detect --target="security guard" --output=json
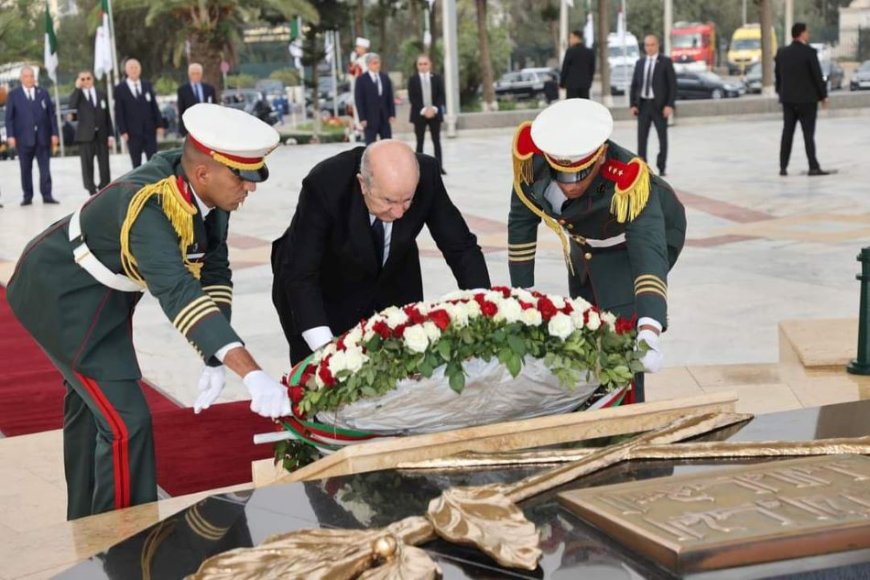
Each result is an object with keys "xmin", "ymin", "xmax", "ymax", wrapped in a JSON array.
[
  {"xmin": 508, "ymin": 99, "xmax": 686, "ymax": 401},
  {"xmin": 6, "ymin": 104, "xmax": 291, "ymax": 520}
]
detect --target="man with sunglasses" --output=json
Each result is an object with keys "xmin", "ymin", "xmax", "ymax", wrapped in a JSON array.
[
  {"xmin": 508, "ymin": 99, "xmax": 686, "ymax": 401},
  {"xmin": 70, "ymin": 70, "xmax": 114, "ymax": 195},
  {"xmin": 271, "ymin": 139, "xmax": 490, "ymax": 364},
  {"xmin": 7, "ymin": 104, "xmax": 291, "ymax": 519}
]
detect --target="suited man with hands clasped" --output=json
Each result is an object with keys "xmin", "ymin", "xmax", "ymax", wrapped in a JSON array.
[
  {"xmin": 114, "ymin": 58, "xmax": 164, "ymax": 168},
  {"xmin": 70, "ymin": 70, "xmax": 114, "ymax": 196},
  {"xmin": 177, "ymin": 63, "xmax": 216, "ymax": 136},
  {"xmin": 271, "ymin": 140, "xmax": 491, "ymax": 364},
  {"xmin": 407, "ymin": 54, "xmax": 446, "ymax": 174},
  {"xmin": 630, "ymin": 34, "xmax": 677, "ymax": 177},
  {"xmin": 354, "ymin": 53, "xmax": 395, "ymax": 145}
]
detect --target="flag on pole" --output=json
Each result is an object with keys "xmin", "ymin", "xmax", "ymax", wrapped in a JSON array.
[
  {"xmin": 616, "ymin": 5, "xmax": 626, "ymax": 47},
  {"xmin": 564, "ymin": 0, "xmax": 574, "ymax": 7},
  {"xmin": 584, "ymin": 12, "xmax": 594, "ymax": 47},
  {"xmin": 324, "ymin": 31, "xmax": 334, "ymax": 64},
  {"xmin": 94, "ymin": 0, "xmax": 113, "ymax": 80},
  {"xmin": 44, "ymin": 3, "xmax": 58, "ymax": 83}
]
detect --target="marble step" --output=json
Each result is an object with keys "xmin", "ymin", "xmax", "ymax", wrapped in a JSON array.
[{"xmin": 778, "ymin": 318, "xmax": 859, "ymax": 368}]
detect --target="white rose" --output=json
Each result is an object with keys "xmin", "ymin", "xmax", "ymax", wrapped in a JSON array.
[
  {"xmin": 571, "ymin": 296, "xmax": 593, "ymax": 312},
  {"xmin": 445, "ymin": 303, "xmax": 469, "ymax": 327},
  {"xmin": 416, "ymin": 302, "xmax": 433, "ymax": 315},
  {"xmin": 586, "ymin": 310, "xmax": 602, "ymax": 331},
  {"xmin": 521, "ymin": 307, "xmax": 543, "ymax": 327},
  {"xmin": 548, "ymin": 312, "xmax": 574, "ymax": 340},
  {"xmin": 484, "ymin": 290, "xmax": 503, "ymax": 304},
  {"xmin": 344, "ymin": 326, "xmax": 363, "ymax": 348},
  {"xmin": 512, "ymin": 288, "xmax": 535, "ymax": 304},
  {"xmin": 570, "ymin": 309, "xmax": 585, "ymax": 330},
  {"xmin": 384, "ymin": 307, "xmax": 408, "ymax": 328},
  {"xmin": 403, "ymin": 325, "xmax": 430, "ymax": 353},
  {"xmin": 328, "ymin": 350, "xmax": 348, "ymax": 374},
  {"xmin": 422, "ymin": 321, "xmax": 441, "ymax": 342},
  {"xmin": 441, "ymin": 289, "xmax": 472, "ymax": 301},
  {"xmin": 550, "ymin": 295, "xmax": 566, "ymax": 310},
  {"xmin": 343, "ymin": 347, "xmax": 368, "ymax": 372},
  {"xmin": 600, "ymin": 311, "xmax": 617, "ymax": 330},
  {"xmin": 464, "ymin": 300, "xmax": 482, "ymax": 318},
  {"xmin": 321, "ymin": 342, "xmax": 337, "ymax": 359},
  {"xmin": 495, "ymin": 298, "xmax": 522, "ymax": 324}
]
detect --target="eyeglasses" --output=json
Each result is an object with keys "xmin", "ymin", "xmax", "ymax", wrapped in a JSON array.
[{"xmin": 80, "ymin": 76, "xmax": 92, "ymax": 81}]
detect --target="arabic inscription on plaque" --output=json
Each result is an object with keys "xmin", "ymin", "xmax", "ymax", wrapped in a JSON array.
[{"xmin": 558, "ymin": 454, "xmax": 870, "ymax": 573}]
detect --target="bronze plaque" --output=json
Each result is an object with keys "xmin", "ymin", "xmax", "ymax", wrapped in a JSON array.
[{"xmin": 558, "ymin": 454, "xmax": 870, "ymax": 573}]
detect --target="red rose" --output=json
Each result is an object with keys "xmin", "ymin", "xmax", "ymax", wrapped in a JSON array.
[
  {"xmin": 288, "ymin": 385, "xmax": 305, "ymax": 404},
  {"xmin": 394, "ymin": 323, "xmax": 407, "ymax": 338},
  {"xmin": 428, "ymin": 309, "xmax": 450, "ymax": 330},
  {"xmin": 403, "ymin": 306, "xmax": 425, "ymax": 325},
  {"xmin": 299, "ymin": 364, "xmax": 315, "ymax": 387},
  {"xmin": 335, "ymin": 335, "xmax": 346, "ymax": 350},
  {"xmin": 372, "ymin": 320, "xmax": 391, "ymax": 339},
  {"xmin": 562, "ymin": 301, "xmax": 574, "ymax": 314},
  {"xmin": 615, "ymin": 314, "xmax": 638, "ymax": 335},
  {"xmin": 519, "ymin": 301, "xmax": 533, "ymax": 310},
  {"xmin": 480, "ymin": 300, "xmax": 498, "ymax": 317},
  {"xmin": 291, "ymin": 403, "xmax": 304, "ymax": 418},
  {"xmin": 317, "ymin": 358, "xmax": 336, "ymax": 387},
  {"xmin": 537, "ymin": 297, "xmax": 557, "ymax": 321},
  {"xmin": 492, "ymin": 286, "xmax": 511, "ymax": 298}
]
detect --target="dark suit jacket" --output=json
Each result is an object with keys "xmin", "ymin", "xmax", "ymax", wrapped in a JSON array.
[
  {"xmin": 630, "ymin": 54, "xmax": 677, "ymax": 111},
  {"xmin": 177, "ymin": 82, "xmax": 216, "ymax": 135},
  {"xmin": 4, "ymin": 86, "xmax": 58, "ymax": 148},
  {"xmin": 560, "ymin": 44, "xmax": 596, "ymax": 91},
  {"xmin": 407, "ymin": 73, "xmax": 445, "ymax": 124},
  {"xmin": 271, "ymin": 147, "xmax": 491, "ymax": 360},
  {"xmin": 69, "ymin": 88, "xmax": 113, "ymax": 142},
  {"xmin": 113, "ymin": 79, "xmax": 162, "ymax": 137},
  {"xmin": 774, "ymin": 41, "xmax": 826, "ymax": 104},
  {"xmin": 354, "ymin": 72, "xmax": 395, "ymax": 131}
]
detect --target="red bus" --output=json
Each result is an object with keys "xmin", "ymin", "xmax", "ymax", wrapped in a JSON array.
[{"xmin": 671, "ymin": 22, "xmax": 716, "ymax": 72}]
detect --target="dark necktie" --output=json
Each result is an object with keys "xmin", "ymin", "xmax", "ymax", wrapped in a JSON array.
[
  {"xmin": 371, "ymin": 218, "xmax": 385, "ymax": 268},
  {"xmin": 27, "ymin": 89, "xmax": 33, "ymax": 102},
  {"xmin": 196, "ymin": 84, "xmax": 203, "ymax": 103},
  {"xmin": 89, "ymin": 91, "xmax": 96, "ymax": 107},
  {"xmin": 643, "ymin": 58, "xmax": 654, "ymax": 98},
  {"xmin": 134, "ymin": 83, "xmax": 140, "ymax": 98},
  {"xmin": 375, "ymin": 74, "xmax": 382, "ymax": 96}
]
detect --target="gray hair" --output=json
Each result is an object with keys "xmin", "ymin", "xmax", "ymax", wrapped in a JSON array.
[
  {"xmin": 188, "ymin": 63, "xmax": 203, "ymax": 74},
  {"xmin": 365, "ymin": 52, "xmax": 381, "ymax": 67}
]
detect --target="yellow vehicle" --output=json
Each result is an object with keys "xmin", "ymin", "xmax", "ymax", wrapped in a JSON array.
[{"xmin": 727, "ymin": 24, "xmax": 777, "ymax": 75}]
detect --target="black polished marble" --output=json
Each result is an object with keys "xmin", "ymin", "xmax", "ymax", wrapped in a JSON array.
[{"xmin": 57, "ymin": 400, "xmax": 870, "ymax": 579}]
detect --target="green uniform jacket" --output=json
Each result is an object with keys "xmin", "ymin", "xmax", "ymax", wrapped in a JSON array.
[
  {"xmin": 7, "ymin": 150, "xmax": 240, "ymax": 380},
  {"xmin": 508, "ymin": 140, "xmax": 686, "ymax": 328}
]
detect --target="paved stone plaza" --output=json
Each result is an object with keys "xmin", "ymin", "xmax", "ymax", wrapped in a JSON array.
[{"xmin": 1, "ymin": 110, "xmax": 869, "ymax": 407}]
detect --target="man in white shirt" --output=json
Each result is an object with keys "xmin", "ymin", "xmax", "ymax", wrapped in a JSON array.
[
  {"xmin": 407, "ymin": 54, "xmax": 447, "ymax": 174},
  {"xmin": 353, "ymin": 53, "xmax": 395, "ymax": 145},
  {"xmin": 114, "ymin": 58, "xmax": 164, "ymax": 168},
  {"xmin": 629, "ymin": 35, "xmax": 677, "ymax": 177}
]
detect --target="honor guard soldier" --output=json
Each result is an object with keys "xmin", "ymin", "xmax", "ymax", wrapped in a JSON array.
[
  {"xmin": 508, "ymin": 99, "xmax": 686, "ymax": 401},
  {"xmin": 6, "ymin": 104, "xmax": 292, "ymax": 520}
]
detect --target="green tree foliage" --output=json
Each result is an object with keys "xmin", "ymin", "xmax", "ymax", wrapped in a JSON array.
[
  {"xmin": 0, "ymin": 1, "xmax": 44, "ymax": 70},
  {"xmin": 457, "ymin": 0, "xmax": 509, "ymax": 106},
  {"xmin": 270, "ymin": 67, "xmax": 301, "ymax": 87}
]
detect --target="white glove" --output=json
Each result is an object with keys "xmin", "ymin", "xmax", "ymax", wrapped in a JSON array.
[
  {"xmin": 243, "ymin": 370, "xmax": 292, "ymax": 419},
  {"xmin": 637, "ymin": 329, "xmax": 664, "ymax": 373},
  {"xmin": 194, "ymin": 365, "xmax": 226, "ymax": 414}
]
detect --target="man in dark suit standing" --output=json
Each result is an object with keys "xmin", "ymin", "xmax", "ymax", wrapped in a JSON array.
[
  {"xmin": 69, "ymin": 70, "xmax": 114, "ymax": 196},
  {"xmin": 630, "ymin": 34, "xmax": 677, "ymax": 176},
  {"xmin": 775, "ymin": 22, "xmax": 828, "ymax": 176},
  {"xmin": 271, "ymin": 140, "xmax": 491, "ymax": 364},
  {"xmin": 4, "ymin": 65, "xmax": 59, "ymax": 206},
  {"xmin": 177, "ymin": 63, "xmax": 216, "ymax": 136},
  {"xmin": 560, "ymin": 30, "xmax": 595, "ymax": 99},
  {"xmin": 114, "ymin": 58, "xmax": 163, "ymax": 168},
  {"xmin": 354, "ymin": 53, "xmax": 395, "ymax": 145},
  {"xmin": 407, "ymin": 54, "xmax": 446, "ymax": 174}
]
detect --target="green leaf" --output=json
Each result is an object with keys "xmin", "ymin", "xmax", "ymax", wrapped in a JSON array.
[
  {"xmin": 437, "ymin": 339, "xmax": 452, "ymax": 360},
  {"xmin": 448, "ymin": 370, "xmax": 465, "ymax": 393},
  {"xmin": 506, "ymin": 351, "xmax": 522, "ymax": 377},
  {"xmin": 507, "ymin": 334, "xmax": 526, "ymax": 356}
]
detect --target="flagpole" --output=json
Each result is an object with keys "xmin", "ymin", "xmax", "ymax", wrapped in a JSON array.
[
  {"xmin": 106, "ymin": 0, "xmax": 121, "ymax": 155},
  {"xmin": 53, "ymin": 82, "xmax": 65, "ymax": 157}
]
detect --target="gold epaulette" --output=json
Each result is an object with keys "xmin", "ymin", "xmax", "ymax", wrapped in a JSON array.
[
  {"xmin": 511, "ymin": 122, "xmax": 573, "ymax": 274},
  {"xmin": 119, "ymin": 176, "xmax": 200, "ymax": 287},
  {"xmin": 600, "ymin": 157, "xmax": 651, "ymax": 223}
]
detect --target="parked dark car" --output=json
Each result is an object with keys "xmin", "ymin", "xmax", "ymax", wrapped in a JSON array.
[
  {"xmin": 221, "ymin": 89, "xmax": 278, "ymax": 125},
  {"xmin": 850, "ymin": 60, "xmax": 870, "ymax": 91},
  {"xmin": 742, "ymin": 62, "xmax": 764, "ymax": 94},
  {"xmin": 820, "ymin": 60, "xmax": 844, "ymax": 92},
  {"xmin": 494, "ymin": 69, "xmax": 551, "ymax": 101},
  {"xmin": 676, "ymin": 71, "xmax": 744, "ymax": 100}
]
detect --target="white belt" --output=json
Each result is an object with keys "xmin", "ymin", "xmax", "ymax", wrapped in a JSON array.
[
  {"xmin": 69, "ymin": 204, "xmax": 144, "ymax": 292},
  {"xmin": 575, "ymin": 233, "xmax": 627, "ymax": 248}
]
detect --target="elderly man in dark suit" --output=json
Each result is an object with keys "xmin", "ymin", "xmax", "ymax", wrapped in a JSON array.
[
  {"xmin": 629, "ymin": 34, "xmax": 677, "ymax": 177},
  {"xmin": 4, "ymin": 65, "xmax": 59, "ymax": 206},
  {"xmin": 775, "ymin": 22, "xmax": 828, "ymax": 176},
  {"xmin": 70, "ymin": 69, "xmax": 115, "ymax": 196},
  {"xmin": 354, "ymin": 53, "xmax": 395, "ymax": 145},
  {"xmin": 407, "ymin": 54, "xmax": 446, "ymax": 174},
  {"xmin": 114, "ymin": 58, "xmax": 163, "ymax": 168},
  {"xmin": 271, "ymin": 139, "xmax": 491, "ymax": 364},
  {"xmin": 560, "ymin": 30, "xmax": 596, "ymax": 99},
  {"xmin": 177, "ymin": 63, "xmax": 216, "ymax": 136}
]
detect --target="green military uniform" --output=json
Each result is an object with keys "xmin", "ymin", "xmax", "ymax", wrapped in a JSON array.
[
  {"xmin": 508, "ymin": 129, "xmax": 686, "ymax": 329},
  {"xmin": 7, "ymin": 150, "xmax": 240, "ymax": 520}
]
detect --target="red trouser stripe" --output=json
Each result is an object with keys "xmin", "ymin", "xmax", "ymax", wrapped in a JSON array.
[{"xmin": 74, "ymin": 372, "xmax": 130, "ymax": 510}]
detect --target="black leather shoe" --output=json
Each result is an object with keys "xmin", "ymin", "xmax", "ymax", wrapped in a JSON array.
[
  {"xmin": 779, "ymin": 169, "xmax": 787, "ymax": 176},
  {"xmin": 21, "ymin": 199, "xmax": 33, "ymax": 206},
  {"xmin": 43, "ymin": 197, "xmax": 60, "ymax": 204},
  {"xmin": 808, "ymin": 168, "xmax": 830, "ymax": 176}
]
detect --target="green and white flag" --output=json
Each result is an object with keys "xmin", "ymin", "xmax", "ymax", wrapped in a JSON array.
[
  {"xmin": 94, "ymin": 0, "xmax": 113, "ymax": 80},
  {"xmin": 44, "ymin": 3, "xmax": 58, "ymax": 83}
]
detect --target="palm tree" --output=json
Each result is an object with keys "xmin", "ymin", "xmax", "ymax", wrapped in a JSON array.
[
  {"xmin": 475, "ymin": 0, "xmax": 496, "ymax": 111},
  {"xmin": 115, "ymin": 0, "xmax": 318, "ymax": 91}
]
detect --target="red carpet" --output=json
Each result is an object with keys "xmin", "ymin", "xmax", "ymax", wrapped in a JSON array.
[{"xmin": 0, "ymin": 285, "xmax": 275, "ymax": 496}]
